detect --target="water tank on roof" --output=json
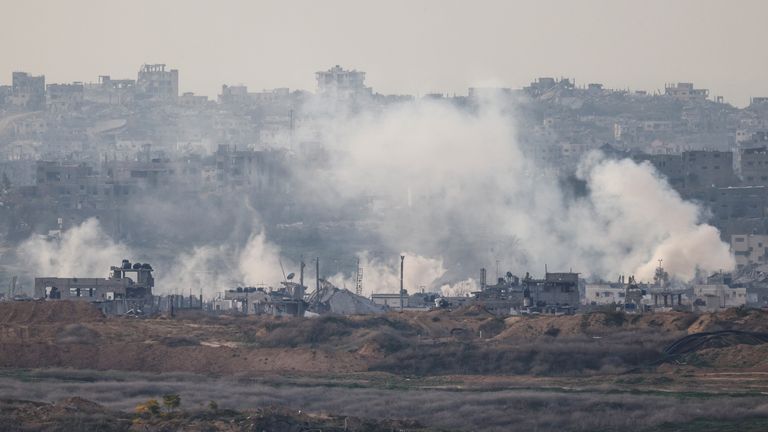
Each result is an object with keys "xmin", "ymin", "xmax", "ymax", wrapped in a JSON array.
[
  {"xmin": 133, "ymin": 263, "xmax": 142, "ymax": 269},
  {"xmin": 122, "ymin": 260, "xmax": 131, "ymax": 269}
]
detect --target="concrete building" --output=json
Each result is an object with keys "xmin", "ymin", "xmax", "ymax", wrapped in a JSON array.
[
  {"xmin": 472, "ymin": 270, "xmax": 579, "ymax": 315},
  {"xmin": 731, "ymin": 234, "xmax": 768, "ymax": 269},
  {"xmin": 46, "ymin": 83, "xmax": 84, "ymax": 111},
  {"xmin": 315, "ymin": 65, "xmax": 371, "ymax": 100},
  {"xmin": 178, "ymin": 92, "xmax": 208, "ymax": 108},
  {"xmin": 692, "ymin": 284, "xmax": 747, "ymax": 311},
  {"xmin": 665, "ymin": 82, "xmax": 708, "ymax": 102},
  {"xmin": 10, "ymin": 72, "xmax": 45, "ymax": 110},
  {"xmin": 583, "ymin": 282, "xmax": 626, "ymax": 306},
  {"xmin": 709, "ymin": 186, "xmax": 768, "ymax": 225},
  {"xmin": 34, "ymin": 260, "xmax": 154, "ymax": 308},
  {"xmin": 633, "ymin": 153, "xmax": 685, "ymax": 189},
  {"xmin": 740, "ymin": 146, "xmax": 768, "ymax": 186},
  {"xmin": 218, "ymin": 84, "xmax": 250, "ymax": 105},
  {"xmin": 371, "ymin": 292, "xmax": 408, "ymax": 308},
  {"xmin": 84, "ymin": 75, "xmax": 136, "ymax": 105},
  {"xmin": 137, "ymin": 64, "xmax": 178, "ymax": 101},
  {"xmin": 681, "ymin": 150, "xmax": 737, "ymax": 190}
]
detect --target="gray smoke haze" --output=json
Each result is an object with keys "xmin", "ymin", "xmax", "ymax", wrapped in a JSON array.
[
  {"xmin": 13, "ymin": 95, "xmax": 734, "ymax": 295},
  {"xmin": 293, "ymin": 95, "xmax": 734, "ymax": 286},
  {"xmin": 17, "ymin": 218, "xmax": 132, "ymax": 279}
]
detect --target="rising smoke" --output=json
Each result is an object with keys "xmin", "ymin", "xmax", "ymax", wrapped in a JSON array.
[
  {"xmin": 14, "ymin": 95, "xmax": 735, "ymax": 296},
  {"xmin": 297, "ymin": 95, "xmax": 735, "ymax": 286},
  {"xmin": 17, "ymin": 218, "xmax": 132, "ymax": 279}
]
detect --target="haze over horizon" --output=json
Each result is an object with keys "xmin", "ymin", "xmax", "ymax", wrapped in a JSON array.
[{"xmin": 3, "ymin": 0, "xmax": 767, "ymax": 107}]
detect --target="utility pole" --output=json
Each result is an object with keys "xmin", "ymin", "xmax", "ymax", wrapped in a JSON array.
[
  {"xmin": 355, "ymin": 258, "xmax": 363, "ymax": 296},
  {"xmin": 299, "ymin": 258, "xmax": 305, "ymax": 290},
  {"xmin": 315, "ymin": 257, "xmax": 320, "ymax": 310},
  {"xmin": 400, "ymin": 255, "xmax": 405, "ymax": 312}
]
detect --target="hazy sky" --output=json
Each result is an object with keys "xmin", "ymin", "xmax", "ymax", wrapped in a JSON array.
[{"xmin": 2, "ymin": 0, "xmax": 767, "ymax": 106}]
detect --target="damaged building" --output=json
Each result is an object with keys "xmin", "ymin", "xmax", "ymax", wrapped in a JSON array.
[
  {"xmin": 34, "ymin": 259, "xmax": 154, "ymax": 314},
  {"xmin": 470, "ymin": 269, "xmax": 580, "ymax": 315}
]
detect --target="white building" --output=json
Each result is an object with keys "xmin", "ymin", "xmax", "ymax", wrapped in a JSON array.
[
  {"xmin": 584, "ymin": 283, "xmax": 626, "ymax": 306},
  {"xmin": 692, "ymin": 284, "xmax": 747, "ymax": 312}
]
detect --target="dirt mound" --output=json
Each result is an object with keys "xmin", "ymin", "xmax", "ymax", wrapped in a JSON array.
[
  {"xmin": 688, "ymin": 308, "xmax": 768, "ymax": 334},
  {"xmin": 0, "ymin": 397, "xmax": 127, "ymax": 431},
  {"xmin": 55, "ymin": 324, "xmax": 102, "ymax": 344},
  {"xmin": 494, "ymin": 311, "xmax": 702, "ymax": 340},
  {"xmin": 0, "ymin": 301, "xmax": 104, "ymax": 324},
  {"xmin": 678, "ymin": 344, "xmax": 768, "ymax": 370},
  {"xmin": 0, "ymin": 398, "xmax": 436, "ymax": 432}
]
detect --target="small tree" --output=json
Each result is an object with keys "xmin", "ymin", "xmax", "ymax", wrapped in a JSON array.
[
  {"xmin": 162, "ymin": 393, "xmax": 181, "ymax": 413},
  {"xmin": 135, "ymin": 398, "xmax": 161, "ymax": 416},
  {"xmin": 208, "ymin": 400, "xmax": 218, "ymax": 411}
]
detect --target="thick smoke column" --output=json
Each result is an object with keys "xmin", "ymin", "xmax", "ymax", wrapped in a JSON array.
[
  {"xmin": 301, "ymin": 96, "xmax": 735, "ymax": 284},
  {"xmin": 156, "ymin": 230, "xmax": 289, "ymax": 298},
  {"xmin": 17, "ymin": 218, "xmax": 132, "ymax": 278}
]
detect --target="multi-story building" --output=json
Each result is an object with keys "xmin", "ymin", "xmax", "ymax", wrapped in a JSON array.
[
  {"xmin": 84, "ymin": 75, "xmax": 136, "ymax": 105},
  {"xmin": 315, "ymin": 65, "xmax": 371, "ymax": 100},
  {"xmin": 137, "ymin": 64, "xmax": 178, "ymax": 101},
  {"xmin": 681, "ymin": 150, "xmax": 736, "ymax": 190},
  {"xmin": 34, "ymin": 260, "xmax": 154, "ymax": 303},
  {"xmin": 665, "ymin": 82, "xmax": 709, "ymax": 102},
  {"xmin": 740, "ymin": 146, "xmax": 768, "ymax": 186},
  {"xmin": 583, "ymin": 282, "xmax": 626, "ymax": 306},
  {"xmin": 46, "ymin": 83, "xmax": 84, "ymax": 112},
  {"xmin": 10, "ymin": 71, "xmax": 45, "ymax": 110},
  {"xmin": 731, "ymin": 233, "xmax": 768, "ymax": 269}
]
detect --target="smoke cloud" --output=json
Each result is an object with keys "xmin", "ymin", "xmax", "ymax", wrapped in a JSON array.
[
  {"xmin": 12, "ymin": 95, "xmax": 735, "ymax": 295},
  {"xmin": 297, "ymin": 96, "xmax": 734, "ymax": 284},
  {"xmin": 17, "ymin": 218, "xmax": 132, "ymax": 279}
]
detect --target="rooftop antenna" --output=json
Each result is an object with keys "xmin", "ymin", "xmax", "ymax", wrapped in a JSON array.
[
  {"xmin": 299, "ymin": 256, "xmax": 305, "ymax": 289},
  {"xmin": 279, "ymin": 258, "xmax": 287, "ymax": 282},
  {"xmin": 315, "ymin": 257, "xmax": 320, "ymax": 310}
]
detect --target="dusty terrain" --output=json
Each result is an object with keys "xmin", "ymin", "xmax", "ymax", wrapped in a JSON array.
[
  {"xmin": 2, "ymin": 301, "xmax": 768, "ymax": 431},
  {"xmin": 0, "ymin": 396, "xmax": 436, "ymax": 432}
]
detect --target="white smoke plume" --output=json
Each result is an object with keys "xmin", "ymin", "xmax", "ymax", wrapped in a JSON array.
[
  {"xmin": 17, "ymin": 218, "xmax": 132, "ymax": 278},
  {"xmin": 157, "ymin": 230, "xmax": 290, "ymax": 299},
  {"xmin": 327, "ymin": 251, "xmax": 448, "ymax": 297},
  {"xmin": 17, "ymin": 218, "xmax": 290, "ymax": 300},
  {"xmin": 300, "ymin": 96, "xmax": 735, "ymax": 283}
]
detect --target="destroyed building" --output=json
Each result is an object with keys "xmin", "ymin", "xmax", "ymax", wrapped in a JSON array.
[
  {"xmin": 34, "ymin": 260, "xmax": 154, "ymax": 313},
  {"xmin": 216, "ymin": 282, "xmax": 306, "ymax": 317},
  {"xmin": 136, "ymin": 64, "xmax": 178, "ymax": 102},
  {"xmin": 307, "ymin": 279, "xmax": 384, "ymax": 315},
  {"xmin": 472, "ymin": 269, "xmax": 580, "ymax": 315}
]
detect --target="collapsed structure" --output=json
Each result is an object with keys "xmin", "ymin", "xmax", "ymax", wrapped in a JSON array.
[
  {"xmin": 447, "ymin": 269, "xmax": 580, "ymax": 315},
  {"xmin": 34, "ymin": 259, "xmax": 154, "ymax": 314}
]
